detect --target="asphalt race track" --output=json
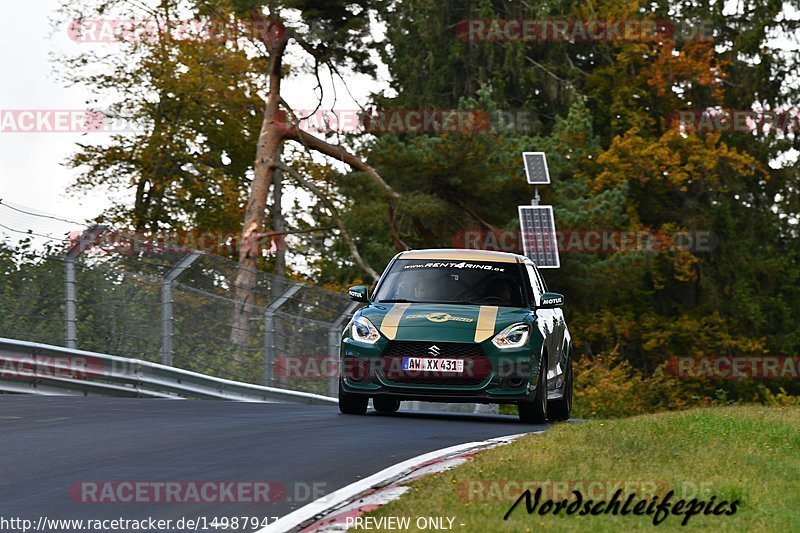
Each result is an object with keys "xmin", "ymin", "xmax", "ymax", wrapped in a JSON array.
[{"xmin": 0, "ymin": 396, "xmax": 545, "ymax": 531}]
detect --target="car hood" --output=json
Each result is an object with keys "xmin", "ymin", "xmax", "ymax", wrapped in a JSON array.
[{"xmin": 358, "ymin": 302, "xmax": 532, "ymax": 343}]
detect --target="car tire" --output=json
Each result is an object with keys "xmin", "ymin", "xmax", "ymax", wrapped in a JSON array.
[
  {"xmin": 518, "ymin": 354, "xmax": 548, "ymax": 423},
  {"xmin": 338, "ymin": 380, "xmax": 368, "ymax": 415},
  {"xmin": 373, "ymin": 397, "xmax": 400, "ymax": 414},
  {"xmin": 548, "ymin": 356, "xmax": 572, "ymax": 422}
]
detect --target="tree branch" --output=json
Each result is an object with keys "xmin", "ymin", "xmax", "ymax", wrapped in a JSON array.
[
  {"xmin": 282, "ymin": 127, "xmax": 399, "ymax": 199},
  {"xmin": 452, "ymin": 197, "xmax": 498, "ymax": 232},
  {"xmin": 275, "ymin": 162, "xmax": 380, "ymax": 281},
  {"xmin": 282, "ymin": 124, "xmax": 407, "ymax": 251}
]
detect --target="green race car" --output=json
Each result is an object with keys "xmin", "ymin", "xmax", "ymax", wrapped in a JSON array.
[{"xmin": 339, "ymin": 249, "xmax": 572, "ymax": 423}]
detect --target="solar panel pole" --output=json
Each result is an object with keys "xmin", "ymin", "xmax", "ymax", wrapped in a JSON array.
[{"xmin": 519, "ymin": 152, "xmax": 561, "ymax": 268}]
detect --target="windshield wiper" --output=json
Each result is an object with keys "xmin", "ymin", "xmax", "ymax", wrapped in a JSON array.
[{"xmin": 377, "ymin": 299, "xmax": 418, "ymax": 303}]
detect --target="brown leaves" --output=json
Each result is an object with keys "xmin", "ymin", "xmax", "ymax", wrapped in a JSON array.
[
  {"xmin": 593, "ymin": 128, "xmax": 761, "ymax": 193},
  {"xmin": 646, "ymin": 38, "xmax": 726, "ymax": 99}
]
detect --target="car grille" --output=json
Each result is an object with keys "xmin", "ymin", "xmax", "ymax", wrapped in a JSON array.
[{"xmin": 380, "ymin": 341, "xmax": 491, "ymax": 386}]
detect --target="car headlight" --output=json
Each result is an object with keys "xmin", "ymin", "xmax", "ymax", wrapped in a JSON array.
[
  {"xmin": 491, "ymin": 323, "xmax": 530, "ymax": 349},
  {"xmin": 351, "ymin": 316, "xmax": 381, "ymax": 344}
]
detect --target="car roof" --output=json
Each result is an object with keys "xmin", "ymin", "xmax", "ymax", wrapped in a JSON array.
[{"xmin": 397, "ymin": 248, "xmax": 528, "ymax": 264}]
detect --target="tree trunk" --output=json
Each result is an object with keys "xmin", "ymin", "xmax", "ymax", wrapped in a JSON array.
[
  {"xmin": 271, "ymin": 148, "xmax": 286, "ymax": 385},
  {"xmin": 272, "ymin": 149, "xmax": 286, "ymax": 278},
  {"xmin": 230, "ymin": 19, "xmax": 288, "ymax": 350}
]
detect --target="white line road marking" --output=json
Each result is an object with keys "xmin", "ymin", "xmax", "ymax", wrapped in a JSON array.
[{"xmin": 258, "ymin": 432, "xmax": 536, "ymax": 533}]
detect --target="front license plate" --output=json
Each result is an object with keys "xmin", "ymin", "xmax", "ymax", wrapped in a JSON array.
[{"xmin": 402, "ymin": 357, "xmax": 464, "ymax": 373}]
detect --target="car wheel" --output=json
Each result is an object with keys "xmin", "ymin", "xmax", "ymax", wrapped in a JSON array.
[
  {"xmin": 518, "ymin": 354, "xmax": 548, "ymax": 423},
  {"xmin": 548, "ymin": 356, "xmax": 572, "ymax": 422},
  {"xmin": 373, "ymin": 397, "xmax": 400, "ymax": 414},
  {"xmin": 338, "ymin": 380, "xmax": 368, "ymax": 415}
]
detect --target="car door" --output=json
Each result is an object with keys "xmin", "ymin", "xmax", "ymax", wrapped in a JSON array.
[
  {"xmin": 533, "ymin": 264, "xmax": 567, "ymax": 389},
  {"xmin": 534, "ymin": 265, "xmax": 565, "ymax": 357},
  {"xmin": 524, "ymin": 262, "xmax": 557, "ymax": 388}
]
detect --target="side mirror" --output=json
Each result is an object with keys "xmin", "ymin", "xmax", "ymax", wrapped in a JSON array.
[
  {"xmin": 539, "ymin": 292, "xmax": 564, "ymax": 309},
  {"xmin": 348, "ymin": 285, "xmax": 369, "ymax": 303}
]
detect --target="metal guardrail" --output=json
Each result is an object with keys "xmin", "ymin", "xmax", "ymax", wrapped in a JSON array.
[{"xmin": 0, "ymin": 337, "xmax": 337, "ymax": 405}]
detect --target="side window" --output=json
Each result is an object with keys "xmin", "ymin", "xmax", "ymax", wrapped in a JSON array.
[{"xmin": 525, "ymin": 264, "xmax": 543, "ymax": 305}]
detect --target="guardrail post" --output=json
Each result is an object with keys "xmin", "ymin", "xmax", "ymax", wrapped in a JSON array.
[
  {"xmin": 64, "ymin": 225, "xmax": 108, "ymax": 349},
  {"xmin": 327, "ymin": 301, "xmax": 359, "ymax": 396},
  {"xmin": 161, "ymin": 252, "xmax": 202, "ymax": 366},
  {"xmin": 263, "ymin": 283, "xmax": 303, "ymax": 386}
]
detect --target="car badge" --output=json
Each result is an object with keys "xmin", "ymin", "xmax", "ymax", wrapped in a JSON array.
[{"xmin": 426, "ymin": 312, "xmax": 451, "ymax": 323}]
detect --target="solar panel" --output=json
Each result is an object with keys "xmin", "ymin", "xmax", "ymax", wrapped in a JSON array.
[
  {"xmin": 518, "ymin": 205, "xmax": 560, "ymax": 268},
  {"xmin": 522, "ymin": 152, "xmax": 550, "ymax": 185}
]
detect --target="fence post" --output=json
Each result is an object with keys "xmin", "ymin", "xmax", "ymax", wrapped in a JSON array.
[
  {"xmin": 64, "ymin": 225, "xmax": 108, "ymax": 349},
  {"xmin": 263, "ymin": 283, "xmax": 303, "ymax": 386},
  {"xmin": 161, "ymin": 252, "xmax": 202, "ymax": 366},
  {"xmin": 328, "ymin": 301, "xmax": 360, "ymax": 396},
  {"xmin": 64, "ymin": 256, "xmax": 77, "ymax": 349}
]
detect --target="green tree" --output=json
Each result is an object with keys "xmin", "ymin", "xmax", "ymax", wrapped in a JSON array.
[{"xmin": 323, "ymin": 0, "xmax": 800, "ymax": 403}]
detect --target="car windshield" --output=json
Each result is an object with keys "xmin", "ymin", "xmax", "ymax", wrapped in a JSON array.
[{"xmin": 373, "ymin": 259, "xmax": 527, "ymax": 307}]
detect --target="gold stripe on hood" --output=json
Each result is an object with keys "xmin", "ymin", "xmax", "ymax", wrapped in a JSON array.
[
  {"xmin": 380, "ymin": 303, "xmax": 411, "ymax": 340},
  {"xmin": 474, "ymin": 306, "xmax": 499, "ymax": 342}
]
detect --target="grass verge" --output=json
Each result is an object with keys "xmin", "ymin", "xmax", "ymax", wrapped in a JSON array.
[{"xmin": 360, "ymin": 406, "xmax": 800, "ymax": 532}]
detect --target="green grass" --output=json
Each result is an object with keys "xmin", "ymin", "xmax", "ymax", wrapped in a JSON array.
[{"xmin": 362, "ymin": 406, "xmax": 800, "ymax": 532}]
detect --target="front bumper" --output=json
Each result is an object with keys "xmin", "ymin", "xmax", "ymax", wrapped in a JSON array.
[{"xmin": 340, "ymin": 337, "xmax": 542, "ymax": 404}]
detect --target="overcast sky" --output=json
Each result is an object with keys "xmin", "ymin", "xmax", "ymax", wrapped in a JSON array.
[{"xmin": 0, "ymin": 0, "xmax": 110, "ymax": 225}]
